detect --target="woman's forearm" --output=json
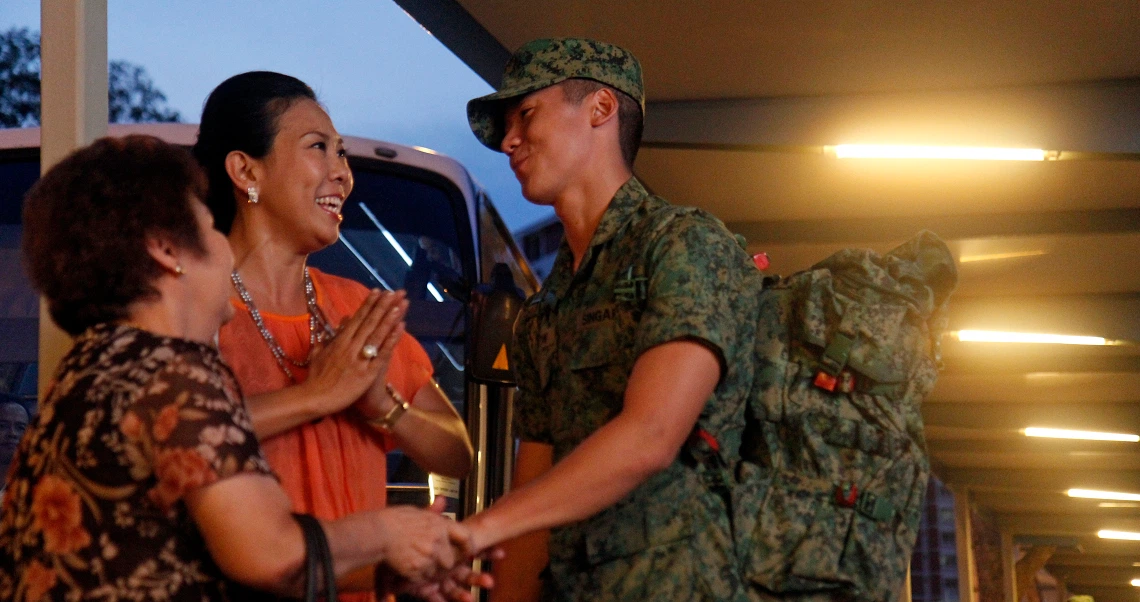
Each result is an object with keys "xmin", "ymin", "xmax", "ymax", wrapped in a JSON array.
[
  {"xmin": 245, "ymin": 381, "xmax": 338, "ymax": 439},
  {"xmin": 189, "ymin": 474, "xmax": 468, "ymax": 597},
  {"xmin": 366, "ymin": 381, "xmax": 473, "ymax": 478},
  {"xmin": 388, "ymin": 407, "xmax": 473, "ymax": 478}
]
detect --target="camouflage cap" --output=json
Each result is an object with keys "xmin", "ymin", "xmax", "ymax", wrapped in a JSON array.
[{"xmin": 467, "ymin": 38, "xmax": 644, "ymax": 151}]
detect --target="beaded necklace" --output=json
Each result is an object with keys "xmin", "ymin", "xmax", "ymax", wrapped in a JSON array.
[{"xmin": 230, "ymin": 268, "xmax": 335, "ymax": 382}]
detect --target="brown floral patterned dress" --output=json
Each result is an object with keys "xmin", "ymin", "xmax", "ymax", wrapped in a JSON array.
[{"xmin": 0, "ymin": 324, "xmax": 275, "ymax": 601}]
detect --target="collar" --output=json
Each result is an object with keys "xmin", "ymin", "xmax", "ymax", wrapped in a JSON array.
[
  {"xmin": 538, "ymin": 177, "xmax": 651, "ymax": 301},
  {"xmin": 585, "ymin": 176, "xmax": 651, "ymax": 251}
]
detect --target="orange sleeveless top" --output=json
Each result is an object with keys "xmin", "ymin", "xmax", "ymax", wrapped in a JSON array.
[{"xmin": 219, "ymin": 269, "xmax": 432, "ymax": 600}]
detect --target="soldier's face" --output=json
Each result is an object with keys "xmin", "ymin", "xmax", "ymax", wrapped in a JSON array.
[{"xmin": 501, "ymin": 84, "xmax": 594, "ymax": 206}]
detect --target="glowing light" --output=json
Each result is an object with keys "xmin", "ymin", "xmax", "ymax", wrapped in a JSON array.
[
  {"xmin": 1069, "ymin": 489, "xmax": 1140, "ymax": 501},
  {"xmin": 959, "ymin": 250, "xmax": 1047, "ymax": 263},
  {"xmin": 1025, "ymin": 428, "xmax": 1139, "ymax": 442},
  {"xmin": 1133, "ymin": 578, "xmax": 1140, "ymax": 587},
  {"xmin": 832, "ymin": 144, "xmax": 1048, "ymax": 161},
  {"xmin": 956, "ymin": 330, "xmax": 1107, "ymax": 345},
  {"xmin": 1100, "ymin": 503, "xmax": 1140, "ymax": 508},
  {"xmin": 1099, "ymin": 530, "xmax": 1140, "ymax": 541}
]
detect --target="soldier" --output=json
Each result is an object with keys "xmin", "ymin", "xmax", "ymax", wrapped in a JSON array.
[{"xmin": 462, "ymin": 38, "xmax": 760, "ymax": 601}]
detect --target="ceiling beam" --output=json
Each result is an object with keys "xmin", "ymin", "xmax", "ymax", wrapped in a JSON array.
[
  {"xmin": 1045, "ymin": 565, "xmax": 1140, "ymax": 587},
  {"xmin": 923, "ymin": 401, "xmax": 1140, "ymax": 432},
  {"xmin": 929, "ymin": 372, "xmax": 1140, "ymax": 405},
  {"xmin": 721, "ymin": 207, "xmax": 1140, "ymax": 245},
  {"xmin": 392, "ymin": 0, "xmax": 510, "ymax": 89},
  {"xmin": 927, "ymin": 440, "xmax": 1140, "ymax": 458},
  {"xmin": 644, "ymin": 79, "xmax": 1140, "ymax": 153},
  {"xmin": 968, "ymin": 490, "xmax": 1140, "ymax": 517},
  {"xmin": 939, "ymin": 352, "xmax": 1140, "ymax": 376},
  {"xmin": 1049, "ymin": 553, "xmax": 1140, "ymax": 568},
  {"xmin": 999, "ymin": 512, "xmax": 1140, "ymax": 536},
  {"xmin": 937, "ymin": 468, "xmax": 1140, "ymax": 492}
]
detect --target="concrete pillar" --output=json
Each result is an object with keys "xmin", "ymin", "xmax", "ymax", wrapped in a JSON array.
[
  {"xmin": 37, "ymin": 0, "xmax": 108, "ymax": 398},
  {"xmin": 953, "ymin": 486, "xmax": 979, "ymax": 602}
]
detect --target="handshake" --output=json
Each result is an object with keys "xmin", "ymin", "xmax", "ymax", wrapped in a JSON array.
[{"xmin": 370, "ymin": 498, "xmax": 503, "ymax": 602}]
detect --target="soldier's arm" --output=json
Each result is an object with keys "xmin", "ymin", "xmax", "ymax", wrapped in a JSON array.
[
  {"xmin": 464, "ymin": 340, "xmax": 720, "ymax": 553},
  {"xmin": 488, "ymin": 441, "xmax": 553, "ymax": 602}
]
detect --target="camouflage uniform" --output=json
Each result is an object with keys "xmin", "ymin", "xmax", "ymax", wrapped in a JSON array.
[
  {"xmin": 510, "ymin": 177, "xmax": 760, "ymax": 601},
  {"xmin": 468, "ymin": 37, "xmax": 761, "ymax": 602}
]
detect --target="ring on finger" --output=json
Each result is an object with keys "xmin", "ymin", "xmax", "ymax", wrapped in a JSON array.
[{"xmin": 360, "ymin": 343, "xmax": 379, "ymax": 360}]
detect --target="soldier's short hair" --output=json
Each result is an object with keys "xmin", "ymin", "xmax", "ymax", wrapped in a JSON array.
[{"xmin": 559, "ymin": 78, "xmax": 644, "ymax": 169}]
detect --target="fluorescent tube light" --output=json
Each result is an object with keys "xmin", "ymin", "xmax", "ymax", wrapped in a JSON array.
[
  {"xmin": 1099, "ymin": 530, "xmax": 1140, "ymax": 541},
  {"xmin": 1133, "ymin": 578, "xmax": 1140, "ymax": 587},
  {"xmin": 833, "ymin": 144, "xmax": 1047, "ymax": 161},
  {"xmin": 1068, "ymin": 489, "xmax": 1140, "ymax": 501},
  {"xmin": 956, "ymin": 330, "xmax": 1107, "ymax": 345},
  {"xmin": 958, "ymin": 250, "xmax": 1047, "ymax": 263},
  {"xmin": 1025, "ymin": 428, "xmax": 1139, "ymax": 442}
]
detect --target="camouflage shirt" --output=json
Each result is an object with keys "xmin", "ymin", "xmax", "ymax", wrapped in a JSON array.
[{"xmin": 511, "ymin": 177, "xmax": 760, "ymax": 601}]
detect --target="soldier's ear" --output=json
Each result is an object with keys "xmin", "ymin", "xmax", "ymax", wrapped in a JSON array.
[{"xmin": 589, "ymin": 87, "xmax": 620, "ymax": 128}]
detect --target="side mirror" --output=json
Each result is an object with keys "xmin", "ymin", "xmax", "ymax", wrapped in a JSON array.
[{"xmin": 468, "ymin": 264, "xmax": 525, "ymax": 385}]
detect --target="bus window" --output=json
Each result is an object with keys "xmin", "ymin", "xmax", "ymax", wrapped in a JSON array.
[
  {"xmin": 477, "ymin": 189, "xmax": 539, "ymax": 293},
  {"xmin": 0, "ymin": 156, "xmax": 41, "ymax": 419}
]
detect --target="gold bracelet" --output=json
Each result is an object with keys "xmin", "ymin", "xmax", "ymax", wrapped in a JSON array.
[{"xmin": 370, "ymin": 383, "xmax": 410, "ymax": 433}]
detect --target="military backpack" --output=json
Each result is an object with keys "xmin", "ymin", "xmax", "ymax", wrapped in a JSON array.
[{"xmin": 691, "ymin": 231, "xmax": 957, "ymax": 601}]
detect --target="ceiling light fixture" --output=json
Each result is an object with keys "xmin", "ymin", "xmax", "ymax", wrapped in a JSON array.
[
  {"xmin": 1099, "ymin": 530, "xmax": 1140, "ymax": 541},
  {"xmin": 832, "ymin": 144, "xmax": 1050, "ymax": 161},
  {"xmin": 1025, "ymin": 428, "xmax": 1139, "ymax": 442},
  {"xmin": 1100, "ymin": 502, "xmax": 1140, "ymax": 508},
  {"xmin": 956, "ymin": 330, "xmax": 1108, "ymax": 345},
  {"xmin": 1068, "ymin": 489, "xmax": 1140, "ymax": 501},
  {"xmin": 1133, "ymin": 578, "xmax": 1140, "ymax": 587},
  {"xmin": 958, "ymin": 250, "xmax": 1048, "ymax": 263}
]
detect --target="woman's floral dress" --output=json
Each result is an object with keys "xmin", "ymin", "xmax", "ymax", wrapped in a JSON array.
[{"xmin": 0, "ymin": 324, "xmax": 274, "ymax": 601}]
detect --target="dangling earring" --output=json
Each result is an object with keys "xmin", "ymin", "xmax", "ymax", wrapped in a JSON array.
[
  {"xmin": 247, "ymin": 186, "xmax": 259, "ymax": 204},
  {"xmin": 174, "ymin": 265, "xmax": 185, "ymax": 276}
]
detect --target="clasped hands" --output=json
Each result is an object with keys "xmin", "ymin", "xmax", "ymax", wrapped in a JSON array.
[
  {"xmin": 375, "ymin": 498, "xmax": 503, "ymax": 602},
  {"xmin": 301, "ymin": 289, "xmax": 409, "ymax": 419}
]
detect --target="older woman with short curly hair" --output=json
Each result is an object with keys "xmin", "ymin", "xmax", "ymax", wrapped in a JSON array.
[{"xmin": 0, "ymin": 135, "xmax": 487, "ymax": 602}]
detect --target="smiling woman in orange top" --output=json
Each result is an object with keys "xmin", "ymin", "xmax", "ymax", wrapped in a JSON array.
[{"xmin": 192, "ymin": 72, "xmax": 474, "ymax": 599}]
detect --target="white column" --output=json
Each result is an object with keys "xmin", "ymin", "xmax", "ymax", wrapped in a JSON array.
[
  {"xmin": 953, "ymin": 486, "xmax": 979, "ymax": 602},
  {"xmin": 37, "ymin": 0, "xmax": 108, "ymax": 397}
]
